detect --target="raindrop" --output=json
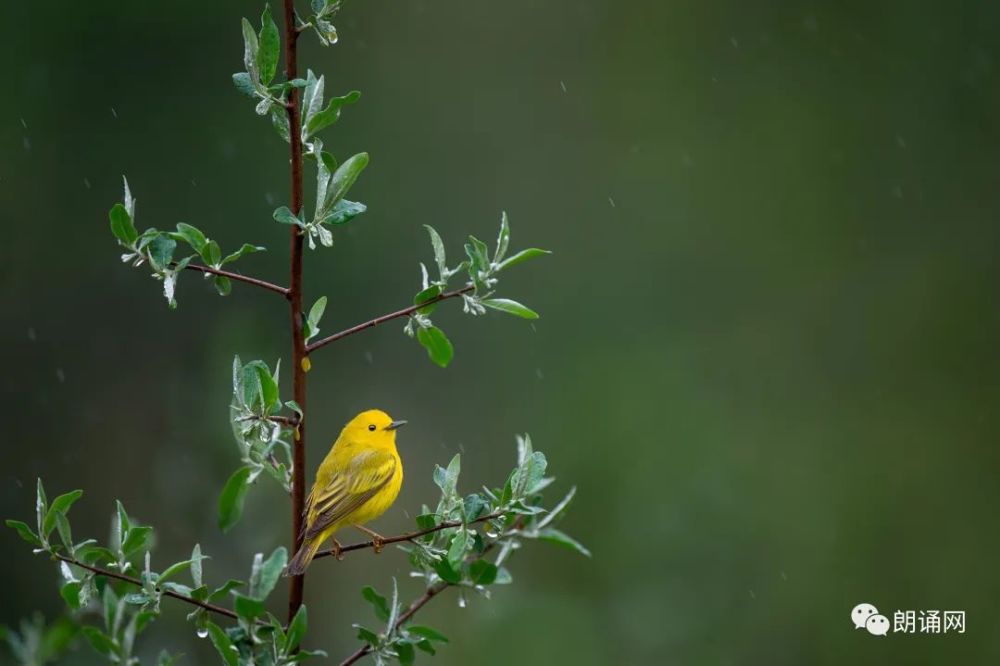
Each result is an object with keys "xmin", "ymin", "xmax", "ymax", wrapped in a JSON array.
[
  {"xmin": 535, "ymin": 368, "xmax": 544, "ymax": 380},
  {"xmin": 364, "ymin": 351, "xmax": 374, "ymax": 364},
  {"xmin": 608, "ymin": 196, "xmax": 616, "ymax": 207},
  {"xmin": 196, "ymin": 628, "xmax": 208, "ymax": 639},
  {"xmin": 895, "ymin": 134, "xmax": 907, "ymax": 148},
  {"xmin": 19, "ymin": 118, "xmax": 27, "ymax": 129},
  {"xmin": 457, "ymin": 592, "xmax": 466, "ymax": 608},
  {"xmin": 730, "ymin": 37, "xmax": 739, "ymax": 48},
  {"xmin": 458, "ymin": 442, "xmax": 466, "ymax": 454},
  {"xmin": 780, "ymin": 571, "xmax": 788, "ymax": 581},
  {"xmin": 56, "ymin": 369, "xmax": 66, "ymax": 383},
  {"xmin": 83, "ymin": 177, "xmax": 92, "ymax": 189},
  {"xmin": 191, "ymin": 178, "xmax": 197, "ymax": 187},
  {"xmin": 27, "ymin": 327, "xmax": 36, "ymax": 342},
  {"xmin": 559, "ymin": 80, "xmax": 567, "ymax": 93},
  {"xmin": 749, "ymin": 589, "xmax": 756, "ymax": 599},
  {"xmin": 110, "ymin": 107, "xmax": 118, "ymax": 118},
  {"xmin": 22, "ymin": 137, "xmax": 31, "ymax": 151},
  {"xmin": 265, "ymin": 192, "xmax": 275, "ymax": 205}
]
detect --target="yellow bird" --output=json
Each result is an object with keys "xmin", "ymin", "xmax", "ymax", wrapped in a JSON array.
[{"xmin": 286, "ymin": 409, "xmax": 406, "ymax": 575}]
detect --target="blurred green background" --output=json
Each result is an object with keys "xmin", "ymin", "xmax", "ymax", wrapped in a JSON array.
[{"xmin": 3, "ymin": 0, "xmax": 1000, "ymax": 663}]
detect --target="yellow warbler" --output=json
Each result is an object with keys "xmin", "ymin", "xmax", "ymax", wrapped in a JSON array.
[{"xmin": 286, "ymin": 409, "xmax": 406, "ymax": 575}]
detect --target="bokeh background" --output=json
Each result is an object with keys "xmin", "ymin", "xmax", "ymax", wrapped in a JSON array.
[{"xmin": 3, "ymin": 0, "xmax": 1000, "ymax": 663}]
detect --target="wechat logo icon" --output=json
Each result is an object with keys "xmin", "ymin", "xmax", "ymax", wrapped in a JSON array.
[{"xmin": 852, "ymin": 603, "xmax": 889, "ymax": 637}]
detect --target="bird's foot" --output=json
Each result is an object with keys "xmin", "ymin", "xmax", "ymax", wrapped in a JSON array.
[
  {"xmin": 332, "ymin": 539, "xmax": 344, "ymax": 561},
  {"xmin": 354, "ymin": 525, "xmax": 386, "ymax": 554}
]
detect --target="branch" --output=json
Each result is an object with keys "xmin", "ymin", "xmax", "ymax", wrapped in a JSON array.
[
  {"xmin": 305, "ymin": 286, "xmax": 474, "ymax": 354},
  {"xmin": 282, "ymin": 0, "xmax": 308, "ymax": 626},
  {"xmin": 313, "ymin": 511, "xmax": 502, "ymax": 561},
  {"xmin": 53, "ymin": 553, "xmax": 238, "ymax": 621},
  {"xmin": 182, "ymin": 263, "xmax": 290, "ymax": 298},
  {"xmin": 338, "ymin": 582, "xmax": 447, "ymax": 666}
]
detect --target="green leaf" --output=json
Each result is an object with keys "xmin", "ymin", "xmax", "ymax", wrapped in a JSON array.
[
  {"xmin": 325, "ymin": 152, "xmax": 369, "ymax": 208},
  {"xmin": 322, "ymin": 199, "xmax": 366, "ymax": 225},
  {"xmin": 43, "ymin": 489, "xmax": 83, "ymax": 538},
  {"xmin": 496, "ymin": 247, "xmax": 551, "ymax": 272},
  {"xmin": 234, "ymin": 594, "xmax": 265, "ymax": 620},
  {"xmin": 482, "ymin": 298, "xmax": 539, "ymax": 320},
  {"xmin": 354, "ymin": 625, "xmax": 379, "ymax": 646},
  {"xmin": 305, "ymin": 296, "xmax": 327, "ymax": 342},
  {"xmin": 304, "ymin": 90, "xmax": 361, "ymax": 138},
  {"xmin": 60, "ymin": 582, "xmax": 82, "ymax": 609},
  {"xmin": 5, "ymin": 519, "xmax": 42, "ymax": 547},
  {"xmin": 81, "ymin": 626, "xmax": 118, "ymax": 658},
  {"xmin": 462, "ymin": 493, "xmax": 486, "ymax": 521},
  {"xmin": 190, "ymin": 544, "xmax": 204, "ymax": 587},
  {"xmin": 223, "ymin": 243, "xmax": 265, "ymax": 265},
  {"xmin": 494, "ymin": 211, "xmax": 510, "ymax": 262},
  {"xmin": 469, "ymin": 560, "xmax": 498, "ymax": 585},
  {"xmin": 415, "ymin": 513, "xmax": 437, "ymax": 532},
  {"xmin": 408, "ymin": 626, "xmax": 449, "ymax": 643},
  {"xmin": 121, "ymin": 526, "xmax": 153, "ymax": 557},
  {"xmin": 396, "ymin": 642, "xmax": 415, "ymax": 665},
  {"xmin": 249, "ymin": 547, "xmax": 287, "ymax": 600},
  {"xmin": 361, "ymin": 586, "xmax": 389, "ymax": 622},
  {"xmin": 217, "ymin": 466, "xmax": 252, "ymax": 532},
  {"xmin": 257, "ymin": 4, "xmax": 280, "ymax": 85},
  {"xmin": 413, "ymin": 285, "xmax": 442, "ymax": 315},
  {"xmin": 536, "ymin": 527, "xmax": 591, "ymax": 557},
  {"xmin": 214, "ymin": 275, "xmax": 232, "ymax": 296},
  {"xmin": 172, "ymin": 223, "xmax": 207, "ymax": 253},
  {"xmin": 159, "ymin": 551, "xmax": 209, "ymax": 584},
  {"xmin": 206, "ymin": 622, "xmax": 239, "ymax": 666},
  {"xmin": 446, "ymin": 529, "xmax": 468, "ymax": 568},
  {"xmin": 240, "ymin": 18, "xmax": 260, "ymax": 84},
  {"xmin": 416, "ymin": 325, "xmax": 454, "ymax": 368},
  {"xmin": 435, "ymin": 453, "xmax": 461, "ymax": 496},
  {"xmin": 147, "ymin": 235, "xmax": 177, "ymax": 271},
  {"xmin": 273, "ymin": 206, "xmax": 303, "ymax": 227},
  {"xmin": 208, "ymin": 579, "xmax": 245, "ymax": 603},
  {"xmin": 233, "ymin": 72, "xmax": 257, "ymax": 97},
  {"xmin": 109, "ymin": 204, "xmax": 138, "ymax": 245},
  {"xmin": 301, "ymin": 70, "xmax": 326, "ymax": 126},
  {"xmin": 432, "ymin": 558, "xmax": 462, "ymax": 584},
  {"xmin": 285, "ymin": 604, "xmax": 308, "ymax": 652},
  {"xmin": 201, "ymin": 239, "xmax": 222, "ymax": 267},
  {"xmin": 424, "ymin": 225, "xmax": 448, "ymax": 280},
  {"xmin": 36, "ymin": 478, "xmax": 47, "ymax": 537}
]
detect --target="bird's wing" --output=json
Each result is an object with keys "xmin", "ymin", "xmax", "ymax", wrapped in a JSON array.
[{"xmin": 303, "ymin": 449, "xmax": 397, "ymax": 541}]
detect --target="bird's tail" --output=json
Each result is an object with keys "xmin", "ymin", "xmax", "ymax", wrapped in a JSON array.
[{"xmin": 286, "ymin": 538, "xmax": 321, "ymax": 576}]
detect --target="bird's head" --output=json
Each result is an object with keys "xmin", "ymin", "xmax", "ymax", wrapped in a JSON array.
[{"xmin": 344, "ymin": 409, "xmax": 407, "ymax": 450}]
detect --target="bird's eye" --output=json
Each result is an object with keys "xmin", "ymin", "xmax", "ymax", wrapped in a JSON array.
[{"xmin": 368, "ymin": 424, "xmax": 376, "ymax": 431}]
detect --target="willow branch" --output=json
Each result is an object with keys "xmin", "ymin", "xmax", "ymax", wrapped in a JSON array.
[
  {"xmin": 305, "ymin": 286, "xmax": 474, "ymax": 354},
  {"xmin": 282, "ymin": 0, "xmax": 308, "ymax": 625},
  {"xmin": 182, "ymin": 263, "xmax": 290, "ymax": 298},
  {"xmin": 53, "ymin": 553, "xmax": 238, "ymax": 621},
  {"xmin": 314, "ymin": 511, "xmax": 502, "ymax": 561},
  {"xmin": 339, "ymin": 583, "xmax": 447, "ymax": 666}
]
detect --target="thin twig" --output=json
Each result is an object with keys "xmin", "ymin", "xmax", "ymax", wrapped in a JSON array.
[
  {"xmin": 338, "ymin": 583, "xmax": 447, "ymax": 666},
  {"xmin": 336, "ymin": 519, "xmax": 523, "ymax": 664},
  {"xmin": 182, "ymin": 263, "xmax": 290, "ymax": 298},
  {"xmin": 314, "ymin": 512, "xmax": 503, "ymax": 560},
  {"xmin": 305, "ymin": 286, "xmax": 474, "ymax": 354},
  {"xmin": 53, "ymin": 553, "xmax": 238, "ymax": 621}
]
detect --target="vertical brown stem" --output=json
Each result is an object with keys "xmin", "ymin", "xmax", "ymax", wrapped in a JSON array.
[{"xmin": 282, "ymin": 0, "xmax": 307, "ymax": 624}]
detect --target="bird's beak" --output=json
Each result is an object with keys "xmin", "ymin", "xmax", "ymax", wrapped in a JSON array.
[{"xmin": 385, "ymin": 420, "xmax": 408, "ymax": 431}]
